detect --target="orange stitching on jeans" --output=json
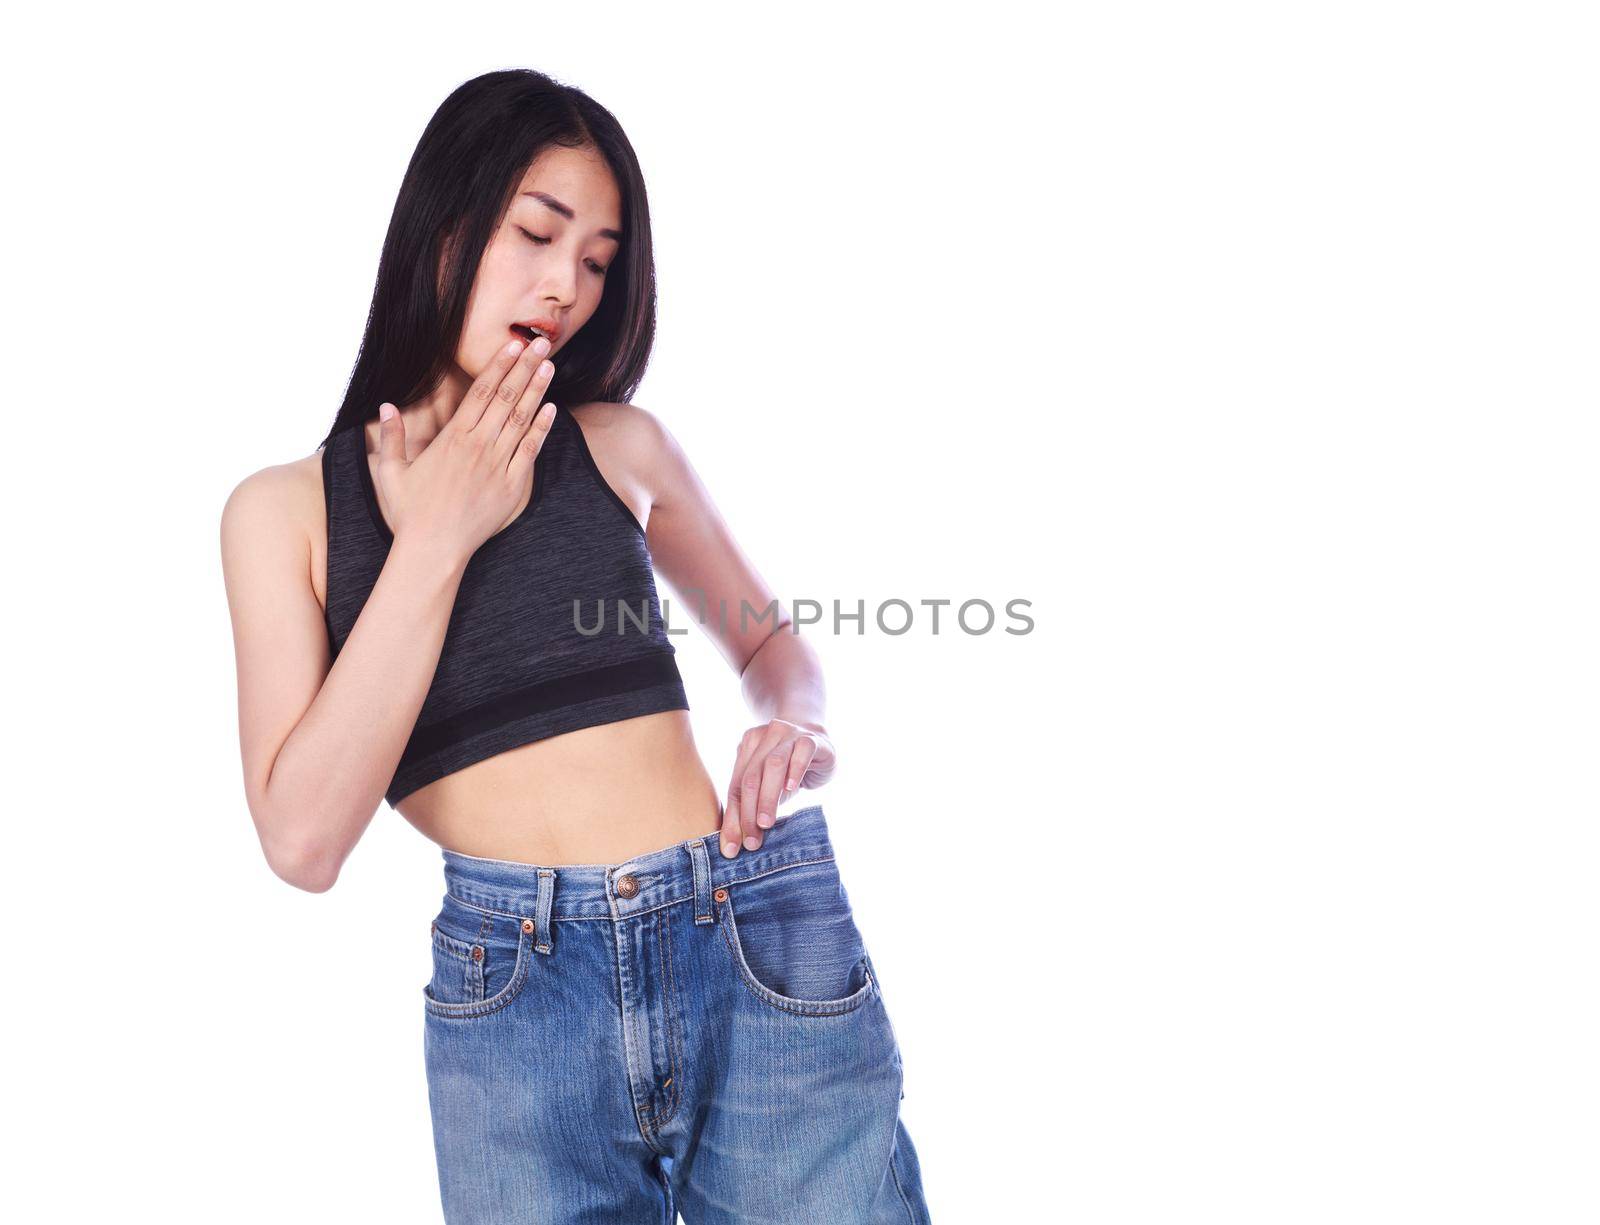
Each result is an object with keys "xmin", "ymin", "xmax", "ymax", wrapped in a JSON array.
[
  {"xmin": 715, "ymin": 897, "xmax": 876, "ymax": 1017},
  {"xmin": 641, "ymin": 912, "xmax": 683, "ymax": 1130},
  {"xmin": 423, "ymin": 928, "xmax": 531, "ymax": 1020},
  {"xmin": 441, "ymin": 854, "xmax": 838, "ymax": 925}
]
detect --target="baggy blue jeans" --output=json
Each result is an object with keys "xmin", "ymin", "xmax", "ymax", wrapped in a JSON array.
[{"xmin": 422, "ymin": 803, "xmax": 931, "ymax": 1223}]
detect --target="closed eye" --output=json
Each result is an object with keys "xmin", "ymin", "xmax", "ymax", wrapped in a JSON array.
[{"xmin": 518, "ymin": 227, "xmax": 609, "ymax": 276}]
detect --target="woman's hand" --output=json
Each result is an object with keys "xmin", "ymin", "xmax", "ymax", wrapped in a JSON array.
[
  {"xmin": 373, "ymin": 336, "xmax": 558, "ymax": 564},
  {"xmin": 719, "ymin": 719, "xmax": 837, "ymax": 858}
]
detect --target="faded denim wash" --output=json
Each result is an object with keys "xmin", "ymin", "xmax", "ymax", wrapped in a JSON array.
[{"xmin": 422, "ymin": 802, "xmax": 931, "ymax": 1223}]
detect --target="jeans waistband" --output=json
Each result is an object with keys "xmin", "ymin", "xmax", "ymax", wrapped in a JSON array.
[{"xmin": 439, "ymin": 802, "xmax": 838, "ymax": 926}]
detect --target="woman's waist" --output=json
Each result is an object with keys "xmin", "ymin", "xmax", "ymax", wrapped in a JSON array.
[
  {"xmin": 435, "ymin": 802, "xmax": 836, "ymax": 918},
  {"xmin": 396, "ymin": 710, "xmax": 722, "ymax": 865}
]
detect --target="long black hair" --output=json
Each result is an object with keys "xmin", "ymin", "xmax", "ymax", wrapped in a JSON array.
[{"xmin": 319, "ymin": 69, "xmax": 656, "ymax": 449}]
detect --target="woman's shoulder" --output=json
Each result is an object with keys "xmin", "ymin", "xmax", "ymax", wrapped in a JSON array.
[
  {"xmin": 567, "ymin": 399, "xmax": 660, "ymax": 450},
  {"xmin": 567, "ymin": 400, "xmax": 678, "ymax": 520},
  {"xmin": 220, "ymin": 445, "xmax": 328, "ymax": 578}
]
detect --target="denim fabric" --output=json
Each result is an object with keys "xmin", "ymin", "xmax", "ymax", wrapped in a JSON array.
[{"xmin": 422, "ymin": 803, "xmax": 931, "ymax": 1223}]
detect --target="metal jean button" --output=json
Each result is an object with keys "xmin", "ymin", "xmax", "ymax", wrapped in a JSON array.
[{"xmin": 615, "ymin": 873, "xmax": 640, "ymax": 899}]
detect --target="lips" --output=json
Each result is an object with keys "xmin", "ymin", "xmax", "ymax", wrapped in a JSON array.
[{"xmin": 511, "ymin": 318, "xmax": 561, "ymax": 346}]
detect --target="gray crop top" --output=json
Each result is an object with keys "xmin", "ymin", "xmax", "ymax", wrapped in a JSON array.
[{"xmin": 320, "ymin": 407, "xmax": 690, "ymax": 806}]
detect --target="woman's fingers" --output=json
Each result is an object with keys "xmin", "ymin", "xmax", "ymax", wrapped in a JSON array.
[
  {"xmin": 785, "ymin": 734, "xmax": 818, "ymax": 796},
  {"xmin": 719, "ymin": 723, "xmax": 831, "ymax": 858},
  {"xmin": 722, "ymin": 729, "xmax": 762, "ymax": 856},
  {"xmin": 720, "ymin": 782, "xmax": 744, "ymax": 859},
  {"xmin": 751, "ymin": 741, "xmax": 794, "ymax": 833},
  {"xmin": 507, "ymin": 402, "xmax": 557, "ymax": 481},
  {"xmin": 731, "ymin": 742, "xmax": 762, "ymax": 851},
  {"xmin": 376, "ymin": 402, "xmax": 406, "ymax": 467},
  {"xmin": 734, "ymin": 729, "xmax": 794, "ymax": 851},
  {"xmin": 453, "ymin": 338, "xmax": 531, "ymax": 434},
  {"xmin": 476, "ymin": 337, "xmax": 551, "ymax": 442},
  {"xmin": 803, "ymin": 730, "xmax": 837, "ymax": 787},
  {"xmin": 494, "ymin": 345, "xmax": 557, "ymax": 465},
  {"xmin": 370, "ymin": 402, "xmax": 408, "ymax": 522}
]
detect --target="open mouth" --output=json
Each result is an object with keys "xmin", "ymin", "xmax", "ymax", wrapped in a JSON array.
[{"xmin": 511, "ymin": 323, "xmax": 554, "ymax": 345}]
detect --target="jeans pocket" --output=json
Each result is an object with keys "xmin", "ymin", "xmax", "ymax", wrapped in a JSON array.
[
  {"xmin": 716, "ymin": 857, "xmax": 877, "ymax": 1017},
  {"xmin": 423, "ymin": 893, "xmax": 532, "ymax": 1020}
]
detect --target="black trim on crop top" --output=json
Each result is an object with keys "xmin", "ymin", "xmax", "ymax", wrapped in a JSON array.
[{"xmin": 320, "ymin": 407, "xmax": 690, "ymax": 807}]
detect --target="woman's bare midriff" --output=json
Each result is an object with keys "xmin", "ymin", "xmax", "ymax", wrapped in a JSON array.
[{"xmin": 392, "ymin": 708, "xmax": 725, "ymax": 866}]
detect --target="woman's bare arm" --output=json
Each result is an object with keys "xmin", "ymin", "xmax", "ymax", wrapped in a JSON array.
[
  {"xmin": 221, "ymin": 462, "xmax": 468, "ymax": 892},
  {"xmin": 647, "ymin": 441, "xmax": 827, "ymax": 728},
  {"xmin": 221, "ymin": 338, "xmax": 558, "ymax": 892},
  {"xmin": 614, "ymin": 402, "xmax": 837, "ymax": 856}
]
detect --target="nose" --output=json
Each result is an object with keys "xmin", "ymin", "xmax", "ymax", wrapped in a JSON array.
[{"xmin": 537, "ymin": 264, "xmax": 578, "ymax": 311}]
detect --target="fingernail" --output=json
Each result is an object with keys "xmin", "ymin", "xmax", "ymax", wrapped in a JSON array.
[
  {"xmin": 743, "ymin": 835, "xmax": 761, "ymax": 850},
  {"xmin": 757, "ymin": 812, "xmax": 773, "ymax": 828},
  {"xmin": 533, "ymin": 336, "xmax": 551, "ymax": 356},
  {"xmin": 722, "ymin": 841, "xmax": 739, "ymax": 858}
]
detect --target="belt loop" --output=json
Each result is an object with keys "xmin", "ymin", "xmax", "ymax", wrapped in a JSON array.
[
  {"xmin": 534, "ymin": 868, "xmax": 555, "ymax": 954},
  {"xmin": 686, "ymin": 837, "xmax": 713, "ymax": 925}
]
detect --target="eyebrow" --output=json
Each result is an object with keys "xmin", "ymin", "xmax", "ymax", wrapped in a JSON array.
[{"xmin": 519, "ymin": 191, "xmax": 622, "ymax": 242}]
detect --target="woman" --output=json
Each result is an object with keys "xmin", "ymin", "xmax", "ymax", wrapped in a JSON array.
[{"xmin": 220, "ymin": 69, "xmax": 930, "ymax": 1222}]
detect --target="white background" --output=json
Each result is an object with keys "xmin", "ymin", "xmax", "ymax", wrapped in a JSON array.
[{"xmin": 5, "ymin": 2, "xmax": 1596, "ymax": 1221}]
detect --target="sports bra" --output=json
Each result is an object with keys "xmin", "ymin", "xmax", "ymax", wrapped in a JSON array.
[{"xmin": 320, "ymin": 406, "xmax": 690, "ymax": 807}]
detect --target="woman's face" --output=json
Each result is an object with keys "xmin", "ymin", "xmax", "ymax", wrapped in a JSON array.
[{"xmin": 454, "ymin": 145, "xmax": 623, "ymax": 376}]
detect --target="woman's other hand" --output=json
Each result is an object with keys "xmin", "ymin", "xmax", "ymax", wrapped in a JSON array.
[{"xmin": 720, "ymin": 719, "xmax": 836, "ymax": 858}]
